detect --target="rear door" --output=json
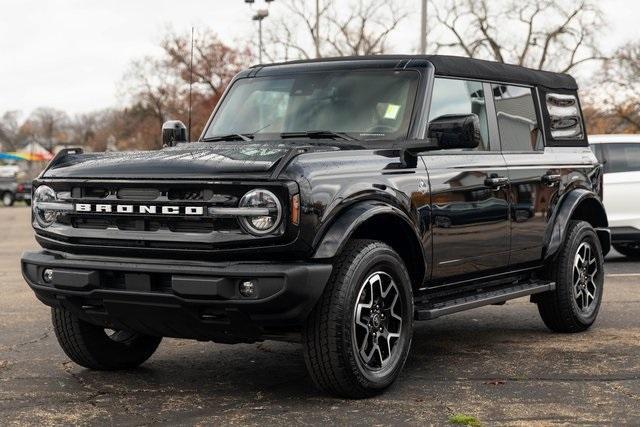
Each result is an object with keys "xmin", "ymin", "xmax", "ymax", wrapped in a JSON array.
[
  {"xmin": 422, "ymin": 78, "xmax": 510, "ymax": 280},
  {"xmin": 493, "ymin": 84, "xmax": 563, "ymax": 265}
]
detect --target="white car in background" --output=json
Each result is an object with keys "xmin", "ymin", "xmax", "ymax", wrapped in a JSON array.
[{"xmin": 589, "ymin": 134, "xmax": 640, "ymax": 258}]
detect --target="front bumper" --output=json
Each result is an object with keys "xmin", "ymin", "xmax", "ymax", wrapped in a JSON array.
[{"xmin": 21, "ymin": 250, "xmax": 332, "ymax": 343}]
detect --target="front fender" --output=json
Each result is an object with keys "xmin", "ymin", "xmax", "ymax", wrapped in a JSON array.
[
  {"xmin": 312, "ymin": 200, "xmax": 423, "ymax": 261},
  {"xmin": 544, "ymin": 189, "xmax": 609, "ymax": 259}
]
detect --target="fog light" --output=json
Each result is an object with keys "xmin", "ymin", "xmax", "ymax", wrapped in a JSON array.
[
  {"xmin": 43, "ymin": 269, "xmax": 54, "ymax": 283},
  {"xmin": 239, "ymin": 280, "xmax": 256, "ymax": 298}
]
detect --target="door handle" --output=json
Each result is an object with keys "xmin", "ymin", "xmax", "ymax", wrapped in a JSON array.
[
  {"xmin": 485, "ymin": 176, "xmax": 509, "ymax": 188},
  {"xmin": 541, "ymin": 174, "xmax": 561, "ymax": 185}
]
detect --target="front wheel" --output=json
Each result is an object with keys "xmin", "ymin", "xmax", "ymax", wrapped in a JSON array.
[
  {"xmin": 303, "ymin": 239, "xmax": 414, "ymax": 398},
  {"xmin": 537, "ymin": 220, "xmax": 604, "ymax": 333},
  {"xmin": 52, "ymin": 308, "xmax": 162, "ymax": 370}
]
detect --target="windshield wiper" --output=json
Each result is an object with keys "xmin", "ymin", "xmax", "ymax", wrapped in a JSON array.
[
  {"xmin": 280, "ymin": 130, "xmax": 356, "ymax": 141},
  {"xmin": 202, "ymin": 133, "xmax": 254, "ymax": 142}
]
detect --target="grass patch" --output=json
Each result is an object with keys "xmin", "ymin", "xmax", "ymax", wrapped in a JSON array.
[{"xmin": 449, "ymin": 413, "xmax": 481, "ymax": 426}]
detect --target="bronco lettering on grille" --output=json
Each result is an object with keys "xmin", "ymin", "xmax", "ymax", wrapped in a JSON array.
[{"xmin": 75, "ymin": 203, "xmax": 204, "ymax": 216}]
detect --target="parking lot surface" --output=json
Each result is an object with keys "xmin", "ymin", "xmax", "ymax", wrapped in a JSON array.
[{"xmin": 1, "ymin": 206, "xmax": 639, "ymax": 425}]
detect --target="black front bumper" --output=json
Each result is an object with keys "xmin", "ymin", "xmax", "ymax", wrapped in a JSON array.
[{"xmin": 21, "ymin": 250, "xmax": 332, "ymax": 343}]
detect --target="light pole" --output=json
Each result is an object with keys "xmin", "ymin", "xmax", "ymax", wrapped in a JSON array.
[
  {"xmin": 253, "ymin": 9, "xmax": 268, "ymax": 63},
  {"xmin": 420, "ymin": 0, "xmax": 427, "ymax": 55},
  {"xmin": 245, "ymin": 0, "xmax": 274, "ymax": 64}
]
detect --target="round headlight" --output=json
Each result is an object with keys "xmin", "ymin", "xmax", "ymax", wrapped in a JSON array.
[
  {"xmin": 238, "ymin": 189, "xmax": 282, "ymax": 235},
  {"xmin": 33, "ymin": 185, "xmax": 58, "ymax": 228}
]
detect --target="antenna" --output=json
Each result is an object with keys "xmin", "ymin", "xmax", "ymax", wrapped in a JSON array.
[{"xmin": 188, "ymin": 26, "xmax": 194, "ymax": 142}]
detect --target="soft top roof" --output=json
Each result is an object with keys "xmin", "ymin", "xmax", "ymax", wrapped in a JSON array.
[{"xmin": 255, "ymin": 54, "xmax": 578, "ymax": 91}]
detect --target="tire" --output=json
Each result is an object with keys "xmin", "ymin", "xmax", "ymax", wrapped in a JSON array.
[
  {"xmin": 24, "ymin": 199, "xmax": 31, "ymax": 206},
  {"xmin": 52, "ymin": 308, "xmax": 162, "ymax": 370},
  {"xmin": 1, "ymin": 192, "xmax": 14, "ymax": 207},
  {"xmin": 303, "ymin": 239, "xmax": 414, "ymax": 398},
  {"xmin": 613, "ymin": 244, "xmax": 640, "ymax": 259},
  {"xmin": 537, "ymin": 220, "xmax": 604, "ymax": 333}
]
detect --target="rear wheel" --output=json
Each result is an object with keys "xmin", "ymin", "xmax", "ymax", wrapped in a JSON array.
[
  {"xmin": 52, "ymin": 308, "xmax": 162, "ymax": 370},
  {"xmin": 303, "ymin": 239, "xmax": 413, "ymax": 398},
  {"xmin": 537, "ymin": 220, "xmax": 604, "ymax": 333},
  {"xmin": 613, "ymin": 243, "xmax": 640, "ymax": 259},
  {"xmin": 1, "ymin": 192, "xmax": 14, "ymax": 207}
]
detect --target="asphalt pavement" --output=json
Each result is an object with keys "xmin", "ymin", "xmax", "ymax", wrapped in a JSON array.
[{"xmin": 1, "ymin": 205, "xmax": 639, "ymax": 425}]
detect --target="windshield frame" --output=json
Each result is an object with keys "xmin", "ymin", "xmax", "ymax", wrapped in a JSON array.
[{"xmin": 200, "ymin": 67, "xmax": 424, "ymax": 144}]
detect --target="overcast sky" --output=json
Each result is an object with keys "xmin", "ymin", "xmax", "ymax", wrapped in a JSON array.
[{"xmin": 1, "ymin": 0, "xmax": 639, "ymax": 117}]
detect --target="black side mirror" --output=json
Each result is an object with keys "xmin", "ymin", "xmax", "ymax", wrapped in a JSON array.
[
  {"xmin": 162, "ymin": 120, "xmax": 187, "ymax": 147},
  {"xmin": 427, "ymin": 114, "xmax": 481, "ymax": 150}
]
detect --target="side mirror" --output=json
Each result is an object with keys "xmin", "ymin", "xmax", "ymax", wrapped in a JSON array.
[
  {"xmin": 427, "ymin": 114, "xmax": 481, "ymax": 150},
  {"xmin": 162, "ymin": 120, "xmax": 187, "ymax": 147}
]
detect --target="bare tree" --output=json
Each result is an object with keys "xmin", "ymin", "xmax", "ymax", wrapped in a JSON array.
[
  {"xmin": 21, "ymin": 108, "xmax": 69, "ymax": 152},
  {"xmin": 586, "ymin": 42, "xmax": 640, "ymax": 133},
  {"xmin": 162, "ymin": 31, "xmax": 252, "ymax": 99},
  {"xmin": 264, "ymin": 0, "xmax": 409, "ymax": 61},
  {"xmin": 0, "ymin": 111, "xmax": 23, "ymax": 152},
  {"xmin": 431, "ymin": 0, "xmax": 606, "ymax": 72}
]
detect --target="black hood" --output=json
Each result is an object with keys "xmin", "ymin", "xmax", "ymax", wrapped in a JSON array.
[{"xmin": 42, "ymin": 142, "xmax": 310, "ymax": 179}]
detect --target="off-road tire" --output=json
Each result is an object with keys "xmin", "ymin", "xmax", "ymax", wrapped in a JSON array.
[
  {"xmin": 1, "ymin": 192, "xmax": 14, "ymax": 207},
  {"xmin": 52, "ymin": 308, "xmax": 162, "ymax": 370},
  {"xmin": 537, "ymin": 220, "xmax": 604, "ymax": 333},
  {"xmin": 303, "ymin": 239, "xmax": 414, "ymax": 398},
  {"xmin": 613, "ymin": 244, "xmax": 640, "ymax": 259}
]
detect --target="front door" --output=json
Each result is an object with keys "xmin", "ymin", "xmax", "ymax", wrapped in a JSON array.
[{"xmin": 422, "ymin": 78, "xmax": 510, "ymax": 280}]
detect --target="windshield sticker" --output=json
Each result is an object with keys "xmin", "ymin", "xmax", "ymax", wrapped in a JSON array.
[{"xmin": 384, "ymin": 104, "xmax": 401, "ymax": 120}]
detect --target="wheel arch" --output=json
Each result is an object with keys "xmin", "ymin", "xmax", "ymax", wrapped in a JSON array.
[
  {"xmin": 544, "ymin": 189, "xmax": 610, "ymax": 259},
  {"xmin": 312, "ymin": 201, "xmax": 427, "ymax": 289}
]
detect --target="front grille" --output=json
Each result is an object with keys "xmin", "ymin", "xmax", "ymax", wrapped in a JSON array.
[
  {"xmin": 63, "ymin": 184, "xmax": 241, "ymax": 235},
  {"xmin": 38, "ymin": 180, "xmax": 291, "ymax": 254}
]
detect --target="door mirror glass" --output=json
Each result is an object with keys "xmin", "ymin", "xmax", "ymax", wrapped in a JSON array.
[
  {"xmin": 427, "ymin": 114, "xmax": 482, "ymax": 150},
  {"xmin": 162, "ymin": 120, "xmax": 187, "ymax": 147}
]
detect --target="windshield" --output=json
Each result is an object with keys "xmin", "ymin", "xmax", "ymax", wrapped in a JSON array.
[{"xmin": 203, "ymin": 70, "xmax": 419, "ymax": 141}]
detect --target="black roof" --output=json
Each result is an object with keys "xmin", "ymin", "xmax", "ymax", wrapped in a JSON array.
[{"xmin": 256, "ymin": 54, "xmax": 578, "ymax": 91}]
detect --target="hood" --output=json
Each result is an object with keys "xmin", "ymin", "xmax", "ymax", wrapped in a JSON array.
[{"xmin": 42, "ymin": 142, "xmax": 303, "ymax": 179}]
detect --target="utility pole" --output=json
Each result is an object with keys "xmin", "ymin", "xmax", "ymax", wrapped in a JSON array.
[
  {"xmin": 314, "ymin": 0, "xmax": 320, "ymax": 58},
  {"xmin": 420, "ymin": 0, "xmax": 427, "ymax": 54}
]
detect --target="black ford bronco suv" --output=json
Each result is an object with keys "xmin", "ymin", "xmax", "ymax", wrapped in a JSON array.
[{"xmin": 22, "ymin": 55, "xmax": 610, "ymax": 398}]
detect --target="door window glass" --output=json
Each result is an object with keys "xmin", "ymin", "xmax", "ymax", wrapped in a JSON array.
[
  {"xmin": 428, "ymin": 78, "xmax": 490, "ymax": 151},
  {"xmin": 603, "ymin": 143, "xmax": 640, "ymax": 173},
  {"xmin": 492, "ymin": 84, "xmax": 543, "ymax": 151}
]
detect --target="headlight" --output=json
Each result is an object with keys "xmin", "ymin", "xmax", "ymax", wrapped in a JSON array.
[
  {"xmin": 33, "ymin": 185, "xmax": 59, "ymax": 228},
  {"xmin": 238, "ymin": 189, "xmax": 282, "ymax": 235}
]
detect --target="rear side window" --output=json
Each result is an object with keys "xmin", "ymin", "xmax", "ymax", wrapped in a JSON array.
[
  {"xmin": 602, "ymin": 143, "xmax": 640, "ymax": 173},
  {"xmin": 492, "ymin": 84, "xmax": 543, "ymax": 152}
]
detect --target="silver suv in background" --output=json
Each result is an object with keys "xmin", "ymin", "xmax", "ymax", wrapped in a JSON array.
[{"xmin": 590, "ymin": 134, "xmax": 640, "ymax": 258}]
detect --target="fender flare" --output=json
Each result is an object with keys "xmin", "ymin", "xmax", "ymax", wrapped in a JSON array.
[
  {"xmin": 544, "ymin": 188, "xmax": 609, "ymax": 259},
  {"xmin": 311, "ymin": 200, "xmax": 427, "ymax": 285}
]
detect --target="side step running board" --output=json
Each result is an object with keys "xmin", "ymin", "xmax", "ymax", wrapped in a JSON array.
[{"xmin": 416, "ymin": 281, "xmax": 555, "ymax": 321}]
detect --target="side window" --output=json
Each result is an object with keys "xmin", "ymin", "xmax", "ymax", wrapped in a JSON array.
[
  {"xmin": 603, "ymin": 143, "xmax": 640, "ymax": 173},
  {"xmin": 546, "ymin": 93, "xmax": 583, "ymax": 140},
  {"xmin": 492, "ymin": 84, "xmax": 543, "ymax": 152},
  {"xmin": 428, "ymin": 78, "xmax": 490, "ymax": 151}
]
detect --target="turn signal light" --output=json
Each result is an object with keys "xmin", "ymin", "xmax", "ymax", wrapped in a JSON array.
[{"xmin": 290, "ymin": 194, "xmax": 300, "ymax": 225}]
